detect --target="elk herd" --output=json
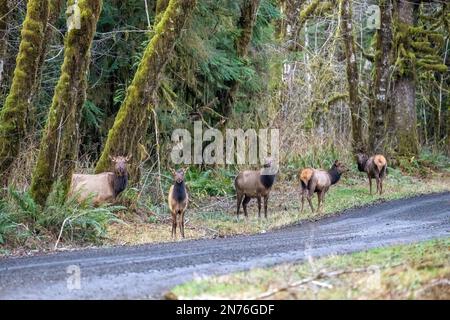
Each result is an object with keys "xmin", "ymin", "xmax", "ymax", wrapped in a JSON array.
[{"xmin": 68, "ymin": 153, "xmax": 388, "ymax": 240}]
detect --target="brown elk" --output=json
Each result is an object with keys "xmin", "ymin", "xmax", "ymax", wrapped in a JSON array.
[
  {"xmin": 235, "ymin": 157, "xmax": 277, "ymax": 218},
  {"xmin": 356, "ymin": 153, "xmax": 387, "ymax": 195},
  {"xmin": 69, "ymin": 155, "xmax": 130, "ymax": 205},
  {"xmin": 168, "ymin": 168, "xmax": 189, "ymax": 239},
  {"xmin": 299, "ymin": 160, "xmax": 348, "ymax": 213}
]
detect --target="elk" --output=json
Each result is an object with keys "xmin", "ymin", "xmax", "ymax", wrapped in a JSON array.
[
  {"xmin": 356, "ymin": 153, "xmax": 387, "ymax": 195},
  {"xmin": 299, "ymin": 160, "xmax": 348, "ymax": 213},
  {"xmin": 69, "ymin": 155, "xmax": 130, "ymax": 205},
  {"xmin": 168, "ymin": 168, "xmax": 189, "ymax": 239},
  {"xmin": 235, "ymin": 157, "xmax": 277, "ymax": 218}
]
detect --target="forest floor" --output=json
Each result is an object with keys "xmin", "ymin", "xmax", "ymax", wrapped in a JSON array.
[
  {"xmin": 106, "ymin": 171, "xmax": 450, "ymax": 247},
  {"xmin": 171, "ymin": 238, "xmax": 450, "ymax": 300}
]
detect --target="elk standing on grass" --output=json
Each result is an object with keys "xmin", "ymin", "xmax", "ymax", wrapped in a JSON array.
[
  {"xmin": 235, "ymin": 158, "xmax": 277, "ymax": 218},
  {"xmin": 299, "ymin": 160, "xmax": 348, "ymax": 213},
  {"xmin": 168, "ymin": 168, "xmax": 189, "ymax": 239},
  {"xmin": 69, "ymin": 155, "xmax": 130, "ymax": 205},
  {"xmin": 356, "ymin": 153, "xmax": 387, "ymax": 195}
]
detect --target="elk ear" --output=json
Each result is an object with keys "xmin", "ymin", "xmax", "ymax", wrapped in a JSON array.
[
  {"xmin": 109, "ymin": 155, "xmax": 115, "ymax": 162},
  {"xmin": 182, "ymin": 167, "xmax": 189, "ymax": 174},
  {"xmin": 169, "ymin": 168, "xmax": 176, "ymax": 176},
  {"xmin": 125, "ymin": 155, "xmax": 132, "ymax": 162}
]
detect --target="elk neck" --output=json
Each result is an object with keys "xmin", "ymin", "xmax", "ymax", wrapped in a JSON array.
[
  {"xmin": 113, "ymin": 172, "xmax": 128, "ymax": 197},
  {"xmin": 173, "ymin": 181, "xmax": 187, "ymax": 202},
  {"xmin": 328, "ymin": 166, "xmax": 341, "ymax": 185},
  {"xmin": 357, "ymin": 157, "xmax": 368, "ymax": 172},
  {"xmin": 260, "ymin": 173, "xmax": 276, "ymax": 189}
]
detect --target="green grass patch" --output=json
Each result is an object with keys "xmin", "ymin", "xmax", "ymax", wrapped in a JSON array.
[{"xmin": 171, "ymin": 239, "xmax": 450, "ymax": 300}]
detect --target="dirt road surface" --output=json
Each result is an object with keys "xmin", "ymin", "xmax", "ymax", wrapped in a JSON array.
[{"xmin": 1, "ymin": 192, "xmax": 449, "ymax": 299}]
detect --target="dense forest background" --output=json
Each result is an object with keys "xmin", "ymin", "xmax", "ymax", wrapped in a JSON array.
[{"xmin": 0, "ymin": 0, "xmax": 449, "ymax": 247}]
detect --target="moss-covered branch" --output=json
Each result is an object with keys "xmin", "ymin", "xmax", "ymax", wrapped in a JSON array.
[
  {"xmin": 0, "ymin": 0, "xmax": 49, "ymax": 180},
  {"xmin": 30, "ymin": 0, "xmax": 103, "ymax": 205},
  {"xmin": 95, "ymin": 0, "xmax": 197, "ymax": 177}
]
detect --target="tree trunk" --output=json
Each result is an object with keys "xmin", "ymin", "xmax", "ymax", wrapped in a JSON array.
[
  {"xmin": 340, "ymin": 0, "xmax": 364, "ymax": 153},
  {"xmin": 0, "ymin": 0, "xmax": 9, "ymax": 93},
  {"xmin": 392, "ymin": 0, "xmax": 419, "ymax": 157},
  {"xmin": 218, "ymin": 0, "xmax": 260, "ymax": 121},
  {"xmin": 30, "ymin": 0, "xmax": 103, "ymax": 205},
  {"xmin": 95, "ymin": 0, "xmax": 197, "ymax": 179},
  {"xmin": 0, "ymin": 0, "xmax": 49, "ymax": 181},
  {"xmin": 368, "ymin": 0, "xmax": 393, "ymax": 154},
  {"xmin": 28, "ymin": 0, "xmax": 63, "ymax": 129},
  {"xmin": 155, "ymin": 0, "xmax": 170, "ymax": 23}
]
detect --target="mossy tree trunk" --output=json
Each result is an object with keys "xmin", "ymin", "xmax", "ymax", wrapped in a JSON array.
[
  {"xmin": 340, "ymin": 0, "xmax": 364, "ymax": 153},
  {"xmin": 0, "ymin": 0, "xmax": 9, "ymax": 93},
  {"xmin": 368, "ymin": 0, "xmax": 393, "ymax": 154},
  {"xmin": 30, "ymin": 0, "xmax": 102, "ymax": 205},
  {"xmin": 95, "ymin": 0, "xmax": 197, "ymax": 179},
  {"xmin": 155, "ymin": 0, "xmax": 170, "ymax": 23},
  {"xmin": 28, "ymin": 0, "xmax": 64, "ymax": 128},
  {"xmin": 0, "ymin": 0, "xmax": 49, "ymax": 181},
  {"xmin": 392, "ymin": 0, "xmax": 419, "ymax": 157},
  {"xmin": 218, "ymin": 0, "xmax": 260, "ymax": 122}
]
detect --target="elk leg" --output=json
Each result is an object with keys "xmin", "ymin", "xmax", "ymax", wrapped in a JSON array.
[
  {"xmin": 179, "ymin": 212, "xmax": 185, "ymax": 239},
  {"xmin": 320, "ymin": 190, "xmax": 327, "ymax": 213},
  {"xmin": 236, "ymin": 193, "xmax": 243, "ymax": 216},
  {"xmin": 242, "ymin": 195, "xmax": 251, "ymax": 217},
  {"xmin": 376, "ymin": 176, "xmax": 380, "ymax": 195},
  {"xmin": 171, "ymin": 214, "xmax": 177, "ymax": 239},
  {"xmin": 317, "ymin": 192, "xmax": 322, "ymax": 213},
  {"xmin": 257, "ymin": 196, "xmax": 262, "ymax": 218},
  {"xmin": 368, "ymin": 174, "xmax": 372, "ymax": 195},
  {"xmin": 307, "ymin": 181, "xmax": 317, "ymax": 213},
  {"xmin": 300, "ymin": 184, "xmax": 307, "ymax": 213},
  {"xmin": 263, "ymin": 195, "xmax": 269, "ymax": 219},
  {"xmin": 380, "ymin": 178, "xmax": 383, "ymax": 195}
]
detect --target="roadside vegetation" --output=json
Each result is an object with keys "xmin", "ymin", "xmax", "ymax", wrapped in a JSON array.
[
  {"xmin": 170, "ymin": 238, "xmax": 450, "ymax": 299},
  {"xmin": 1, "ymin": 148, "xmax": 448, "ymax": 256}
]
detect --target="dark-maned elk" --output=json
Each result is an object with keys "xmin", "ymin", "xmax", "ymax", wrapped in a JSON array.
[
  {"xmin": 356, "ymin": 153, "xmax": 387, "ymax": 195},
  {"xmin": 235, "ymin": 157, "xmax": 277, "ymax": 218},
  {"xmin": 69, "ymin": 155, "xmax": 130, "ymax": 205},
  {"xmin": 168, "ymin": 168, "xmax": 189, "ymax": 239},
  {"xmin": 299, "ymin": 160, "xmax": 348, "ymax": 213}
]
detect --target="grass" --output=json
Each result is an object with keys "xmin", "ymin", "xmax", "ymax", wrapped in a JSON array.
[
  {"xmin": 171, "ymin": 238, "xmax": 450, "ymax": 300},
  {"xmin": 105, "ymin": 168, "xmax": 450, "ymax": 246}
]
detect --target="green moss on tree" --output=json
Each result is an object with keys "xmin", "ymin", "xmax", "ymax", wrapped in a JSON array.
[
  {"xmin": 0, "ymin": 0, "xmax": 49, "ymax": 180},
  {"xmin": 95, "ymin": 0, "xmax": 197, "ymax": 178},
  {"xmin": 30, "ymin": 0, "xmax": 103, "ymax": 205},
  {"xmin": 340, "ymin": 0, "xmax": 364, "ymax": 153}
]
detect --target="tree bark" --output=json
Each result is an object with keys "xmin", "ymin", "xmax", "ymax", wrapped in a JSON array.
[
  {"xmin": 368, "ymin": 0, "xmax": 393, "ymax": 154},
  {"xmin": 0, "ymin": 0, "xmax": 9, "ymax": 92},
  {"xmin": 0, "ymin": 0, "xmax": 49, "ymax": 181},
  {"xmin": 95, "ymin": 0, "xmax": 197, "ymax": 179},
  {"xmin": 30, "ymin": 0, "xmax": 103, "ymax": 205},
  {"xmin": 340, "ymin": 0, "xmax": 364, "ymax": 153},
  {"xmin": 28, "ymin": 0, "xmax": 63, "ymax": 129},
  {"xmin": 218, "ymin": 0, "xmax": 260, "ymax": 122},
  {"xmin": 392, "ymin": 0, "xmax": 419, "ymax": 157}
]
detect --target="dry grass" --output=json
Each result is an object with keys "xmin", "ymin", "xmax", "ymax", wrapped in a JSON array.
[{"xmin": 105, "ymin": 172, "xmax": 450, "ymax": 246}]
